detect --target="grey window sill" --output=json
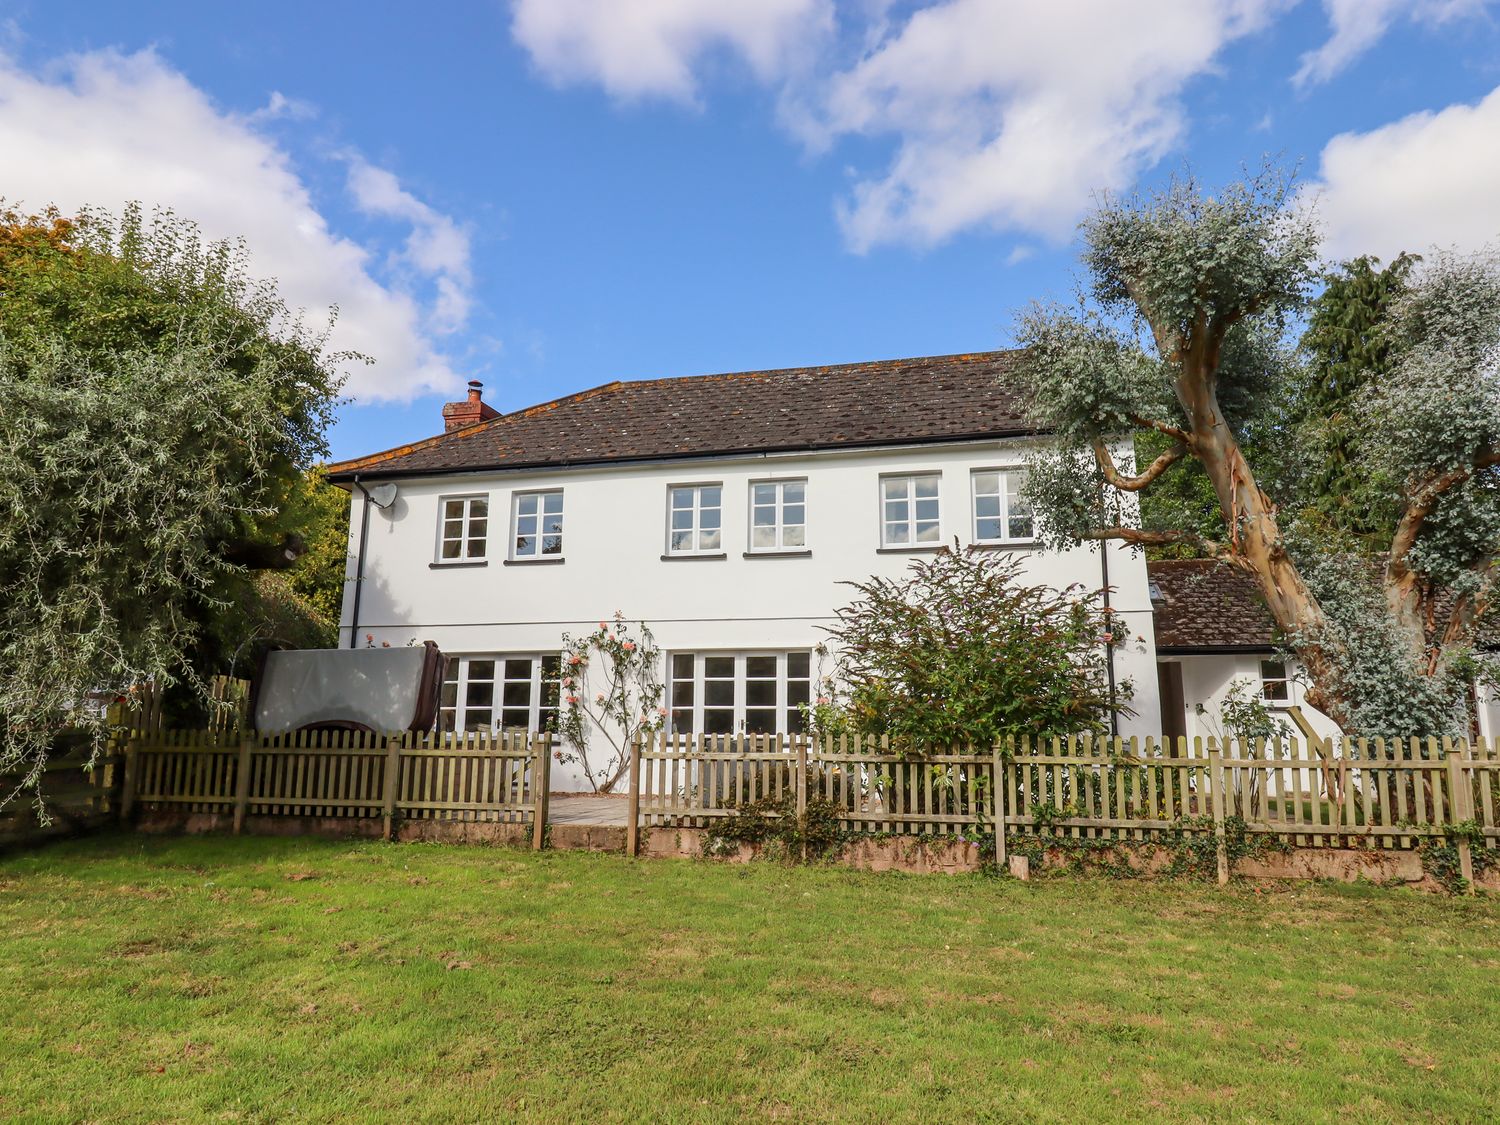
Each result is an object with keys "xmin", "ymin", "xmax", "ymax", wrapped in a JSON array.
[
  {"xmin": 429, "ymin": 560, "xmax": 489, "ymax": 569},
  {"xmin": 742, "ymin": 550, "xmax": 812, "ymax": 559},
  {"xmin": 661, "ymin": 552, "xmax": 728, "ymax": 561},
  {"xmin": 876, "ymin": 545, "xmax": 945, "ymax": 554},
  {"xmin": 971, "ymin": 541, "xmax": 1043, "ymax": 552},
  {"xmin": 503, "ymin": 557, "xmax": 566, "ymax": 566}
]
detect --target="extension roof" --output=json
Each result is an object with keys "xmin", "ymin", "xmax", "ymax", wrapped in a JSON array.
[
  {"xmin": 1148, "ymin": 560, "xmax": 1280, "ymax": 653},
  {"xmin": 1149, "ymin": 559, "xmax": 1500, "ymax": 653},
  {"xmin": 326, "ymin": 351, "xmax": 1032, "ymax": 481}
]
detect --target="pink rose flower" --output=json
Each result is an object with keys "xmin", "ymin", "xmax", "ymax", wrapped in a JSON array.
[
  {"xmin": 622, "ymin": 641, "xmax": 635, "ymax": 652},
  {"xmin": 565, "ymin": 695, "xmax": 578, "ymax": 705},
  {"xmin": 657, "ymin": 706, "xmax": 668, "ymax": 717}
]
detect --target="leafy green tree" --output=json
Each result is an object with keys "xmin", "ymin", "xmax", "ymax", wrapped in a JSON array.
[
  {"xmin": 823, "ymin": 545, "xmax": 1127, "ymax": 748},
  {"xmin": 1293, "ymin": 253, "xmax": 1419, "ymax": 542},
  {"xmin": 0, "ymin": 204, "xmax": 344, "ymax": 785},
  {"xmin": 281, "ymin": 469, "xmax": 353, "ymax": 625},
  {"xmin": 1136, "ymin": 254, "xmax": 1418, "ymax": 554},
  {"xmin": 1014, "ymin": 171, "xmax": 1499, "ymax": 738}
]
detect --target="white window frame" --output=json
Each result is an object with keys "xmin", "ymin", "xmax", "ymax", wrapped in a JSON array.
[
  {"xmin": 879, "ymin": 472, "xmax": 942, "ymax": 549},
  {"xmin": 666, "ymin": 483, "xmax": 724, "ymax": 556},
  {"xmin": 747, "ymin": 478, "xmax": 807, "ymax": 553},
  {"xmin": 440, "ymin": 653, "xmax": 562, "ymax": 733},
  {"xmin": 667, "ymin": 651, "xmax": 814, "ymax": 736},
  {"xmin": 435, "ymin": 494, "xmax": 489, "ymax": 563},
  {"xmin": 971, "ymin": 468, "xmax": 1036, "ymax": 545},
  {"xmin": 1259, "ymin": 659, "xmax": 1291, "ymax": 705},
  {"xmin": 510, "ymin": 489, "xmax": 565, "ymax": 560}
]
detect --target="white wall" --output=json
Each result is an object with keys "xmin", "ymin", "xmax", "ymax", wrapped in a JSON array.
[
  {"xmin": 1476, "ymin": 681, "xmax": 1500, "ymax": 742},
  {"xmin": 1169, "ymin": 653, "xmax": 1343, "ymax": 746},
  {"xmin": 339, "ymin": 438, "xmax": 1162, "ymax": 788}
]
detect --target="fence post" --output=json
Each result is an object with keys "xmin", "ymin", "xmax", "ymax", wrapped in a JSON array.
[
  {"xmin": 381, "ymin": 734, "xmax": 402, "ymax": 842},
  {"xmin": 626, "ymin": 735, "xmax": 641, "ymax": 858},
  {"xmin": 796, "ymin": 735, "xmax": 809, "ymax": 863},
  {"xmin": 119, "ymin": 734, "xmax": 141, "ymax": 824},
  {"xmin": 232, "ymin": 735, "xmax": 254, "ymax": 835},
  {"xmin": 532, "ymin": 734, "xmax": 552, "ymax": 851},
  {"xmin": 1445, "ymin": 737, "xmax": 1475, "ymax": 893},
  {"xmin": 1209, "ymin": 738, "xmax": 1229, "ymax": 886},
  {"xmin": 993, "ymin": 739, "xmax": 1008, "ymax": 866}
]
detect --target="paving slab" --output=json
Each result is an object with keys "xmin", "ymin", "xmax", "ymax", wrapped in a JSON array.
[{"xmin": 547, "ymin": 795, "xmax": 629, "ymax": 826}]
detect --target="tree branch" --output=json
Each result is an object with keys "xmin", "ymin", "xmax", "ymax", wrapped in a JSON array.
[
  {"xmin": 1127, "ymin": 414, "xmax": 1193, "ymax": 444},
  {"xmin": 1440, "ymin": 555, "xmax": 1500, "ymax": 652},
  {"xmin": 1389, "ymin": 447, "xmax": 1500, "ymax": 577},
  {"xmin": 1121, "ymin": 276, "xmax": 1181, "ymax": 362},
  {"xmin": 1078, "ymin": 526, "xmax": 1234, "ymax": 561},
  {"xmin": 1092, "ymin": 437, "xmax": 1187, "ymax": 492}
]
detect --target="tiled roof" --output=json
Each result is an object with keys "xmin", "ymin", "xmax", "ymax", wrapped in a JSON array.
[
  {"xmin": 327, "ymin": 351, "xmax": 1032, "ymax": 479},
  {"xmin": 1148, "ymin": 560, "xmax": 1278, "ymax": 652},
  {"xmin": 1149, "ymin": 559, "xmax": 1500, "ymax": 652}
]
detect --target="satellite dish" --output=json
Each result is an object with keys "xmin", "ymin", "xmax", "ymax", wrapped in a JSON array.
[{"xmin": 369, "ymin": 483, "xmax": 399, "ymax": 510}]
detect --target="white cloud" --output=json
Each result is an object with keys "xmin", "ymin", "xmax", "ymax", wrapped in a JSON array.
[
  {"xmin": 1309, "ymin": 83, "xmax": 1500, "ymax": 260},
  {"xmin": 802, "ymin": 0, "xmax": 1290, "ymax": 252},
  {"xmin": 0, "ymin": 48, "xmax": 471, "ymax": 402},
  {"xmin": 1293, "ymin": 0, "xmax": 1492, "ymax": 88},
  {"xmin": 509, "ymin": 0, "xmax": 1291, "ymax": 253},
  {"xmin": 345, "ymin": 157, "xmax": 473, "ymax": 335},
  {"xmin": 509, "ymin": 0, "xmax": 833, "ymax": 103}
]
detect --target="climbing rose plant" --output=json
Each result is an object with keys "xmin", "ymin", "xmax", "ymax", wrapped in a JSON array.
[{"xmin": 555, "ymin": 613, "xmax": 665, "ymax": 793}]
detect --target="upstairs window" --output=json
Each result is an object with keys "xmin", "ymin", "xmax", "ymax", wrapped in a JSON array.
[
  {"xmin": 749, "ymin": 479, "xmax": 806, "ymax": 552},
  {"xmin": 881, "ymin": 473, "xmax": 941, "ymax": 547},
  {"xmin": 972, "ymin": 469, "xmax": 1035, "ymax": 543},
  {"xmin": 512, "ymin": 490, "xmax": 564, "ymax": 559},
  {"xmin": 1260, "ymin": 659, "xmax": 1290, "ymax": 703},
  {"xmin": 667, "ymin": 484, "xmax": 723, "ymax": 555},
  {"xmin": 438, "ymin": 495, "xmax": 488, "ymax": 561}
]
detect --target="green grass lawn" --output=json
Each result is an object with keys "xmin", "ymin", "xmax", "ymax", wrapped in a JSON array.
[{"xmin": 2, "ymin": 836, "xmax": 1498, "ymax": 1124}]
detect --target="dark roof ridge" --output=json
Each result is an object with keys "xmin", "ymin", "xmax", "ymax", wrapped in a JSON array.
[{"xmin": 328, "ymin": 349, "xmax": 1031, "ymax": 480}]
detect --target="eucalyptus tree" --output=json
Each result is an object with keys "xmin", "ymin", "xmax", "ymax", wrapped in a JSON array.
[
  {"xmin": 0, "ymin": 205, "xmax": 344, "ymax": 789},
  {"xmin": 1015, "ymin": 172, "xmax": 1499, "ymax": 737}
]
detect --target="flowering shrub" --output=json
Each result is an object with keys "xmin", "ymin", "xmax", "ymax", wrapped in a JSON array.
[{"xmin": 554, "ymin": 613, "xmax": 664, "ymax": 793}]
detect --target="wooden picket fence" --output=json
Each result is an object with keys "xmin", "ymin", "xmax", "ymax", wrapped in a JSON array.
[
  {"xmin": 10, "ymin": 725, "xmax": 1500, "ymax": 889},
  {"xmin": 119, "ymin": 728, "xmax": 552, "ymax": 846},
  {"xmin": 0, "ymin": 751, "xmax": 122, "ymax": 848},
  {"xmin": 626, "ymin": 732, "xmax": 1500, "ymax": 885}
]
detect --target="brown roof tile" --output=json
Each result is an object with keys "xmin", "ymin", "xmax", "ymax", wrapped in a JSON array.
[
  {"xmin": 1149, "ymin": 559, "xmax": 1499, "ymax": 652},
  {"xmin": 328, "ymin": 351, "xmax": 1031, "ymax": 479},
  {"xmin": 1148, "ymin": 560, "xmax": 1278, "ymax": 652}
]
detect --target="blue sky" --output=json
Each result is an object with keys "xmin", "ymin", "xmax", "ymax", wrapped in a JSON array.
[{"xmin": 2, "ymin": 1, "xmax": 1498, "ymax": 461}]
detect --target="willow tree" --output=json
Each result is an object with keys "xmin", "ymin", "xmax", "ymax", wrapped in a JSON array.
[
  {"xmin": 0, "ymin": 205, "xmax": 344, "ymax": 790},
  {"xmin": 1016, "ymin": 172, "xmax": 1499, "ymax": 737}
]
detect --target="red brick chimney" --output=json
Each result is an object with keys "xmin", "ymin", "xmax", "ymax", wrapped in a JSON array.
[{"xmin": 442, "ymin": 380, "xmax": 501, "ymax": 432}]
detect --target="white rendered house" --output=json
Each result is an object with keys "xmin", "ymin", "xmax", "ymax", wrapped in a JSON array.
[
  {"xmin": 327, "ymin": 352, "xmax": 1163, "ymax": 789},
  {"xmin": 326, "ymin": 351, "xmax": 1497, "ymax": 789}
]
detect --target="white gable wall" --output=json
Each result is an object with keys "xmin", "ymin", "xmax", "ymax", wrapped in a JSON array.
[
  {"xmin": 1167, "ymin": 654, "xmax": 1343, "ymax": 746},
  {"xmin": 338, "ymin": 437, "xmax": 1163, "ymax": 790}
]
